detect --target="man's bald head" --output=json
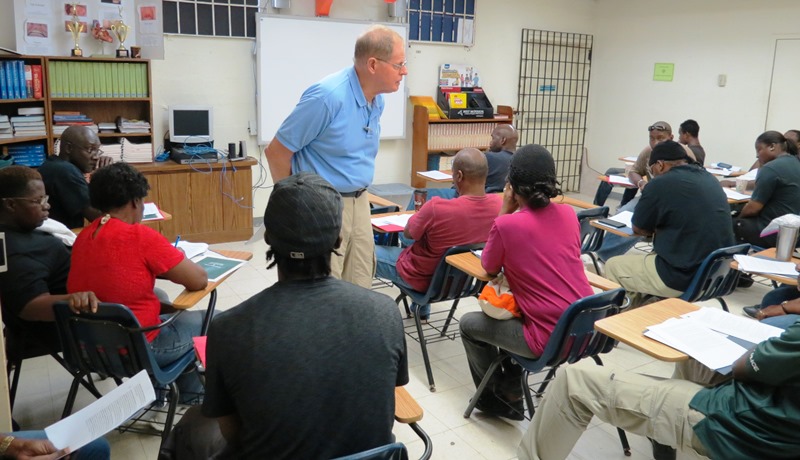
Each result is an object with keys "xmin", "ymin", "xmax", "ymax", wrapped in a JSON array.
[
  {"xmin": 60, "ymin": 125, "xmax": 101, "ymax": 173},
  {"xmin": 453, "ymin": 147, "xmax": 488, "ymax": 180},
  {"xmin": 489, "ymin": 124, "xmax": 518, "ymax": 153}
]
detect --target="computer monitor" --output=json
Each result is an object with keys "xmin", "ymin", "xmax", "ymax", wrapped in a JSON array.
[
  {"xmin": 169, "ymin": 105, "xmax": 214, "ymax": 144},
  {"xmin": 0, "ymin": 232, "xmax": 6, "ymax": 273}
]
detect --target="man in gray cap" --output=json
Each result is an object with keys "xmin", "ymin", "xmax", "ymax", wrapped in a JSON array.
[
  {"xmin": 199, "ymin": 172, "xmax": 408, "ymax": 458},
  {"xmin": 604, "ymin": 140, "xmax": 733, "ymax": 307}
]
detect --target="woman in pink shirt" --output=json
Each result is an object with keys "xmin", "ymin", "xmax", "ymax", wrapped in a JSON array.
[{"xmin": 459, "ymin": 144, "xmax": 592, "ymax": 420}]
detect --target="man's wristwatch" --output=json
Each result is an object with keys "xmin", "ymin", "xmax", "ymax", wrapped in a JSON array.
[{"xmin": 0, "ymin": 435, "xmax": 15, "ymax": 455}]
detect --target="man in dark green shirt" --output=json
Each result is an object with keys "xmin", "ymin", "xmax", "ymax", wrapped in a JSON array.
[{"xmin": 518, "ymin": 320, "xmax": 800, "ymax": 460}]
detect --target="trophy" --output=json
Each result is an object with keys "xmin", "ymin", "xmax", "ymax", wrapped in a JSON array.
[
  {"xmin": 67, "ymin": 2, "xmax": 84, "ymax": 56},
  {"xmin": 111, "ymin": 7, "xmax": 130, "ymax": 58}
]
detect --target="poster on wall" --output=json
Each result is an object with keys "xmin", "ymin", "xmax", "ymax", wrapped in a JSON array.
[
  {"xmin": 23, "ymin": 0, "xmax": 54, "ymax": 55},
  {"xmin": 136, "ymin": 3, "xmax": 164, "ymax": 59}
]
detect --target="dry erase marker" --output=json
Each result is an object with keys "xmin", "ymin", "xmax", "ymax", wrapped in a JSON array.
[{"xmin": 174, "ymin": 235, "xmax": 181, "ymax": 247}]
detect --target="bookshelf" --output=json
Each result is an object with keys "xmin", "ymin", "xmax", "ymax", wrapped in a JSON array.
[
  {"xmin": 411, "ymin": 104, "xmax": 513, "ymax": 188},
  {"xmin": 0, "ymin": 54, "xmax": 153, "ymax": 161}
]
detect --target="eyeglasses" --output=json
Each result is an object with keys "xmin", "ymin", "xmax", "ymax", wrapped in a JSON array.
[
  {"xmin": 648, "ymin": 124, "xmax": 668, "ymax": 132},
  {"xmin": 5, "ymin": 195, "xmax": 49, "ymax": 206},
  {"xmin": 375, "ymin": 57, "xmax": 407, "ymax": 71}
]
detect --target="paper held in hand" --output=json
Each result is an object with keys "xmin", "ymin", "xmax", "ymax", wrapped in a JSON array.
[
  {"xmin": 607, "ymin": 175, "xmax": 635, "ymax": 187},
  {"xmin": 45, "ymin": 370, "xmax": 155, "ymax": 456},
  {"xmin": 177, "ymin": 240, "xmax": 210, "ymax": 260}
]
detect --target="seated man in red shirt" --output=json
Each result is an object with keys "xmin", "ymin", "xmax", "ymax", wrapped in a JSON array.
[{"xmin": 375, "ymin": 148, "xmax": 502, "ymax": 319}]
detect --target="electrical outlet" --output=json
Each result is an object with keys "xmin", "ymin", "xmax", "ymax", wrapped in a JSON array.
[{"xmin": 248, "ymin": 120, "xmax": 257, "ymax": 136}]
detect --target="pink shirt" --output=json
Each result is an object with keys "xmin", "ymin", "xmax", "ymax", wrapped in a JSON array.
[
  {"xmin": 481, "ymin": 203, "xmax": 592, "ymax": 355},
  {"xmin": 397, "ymin": 194, "xmax": 502, "ymax": 292}
]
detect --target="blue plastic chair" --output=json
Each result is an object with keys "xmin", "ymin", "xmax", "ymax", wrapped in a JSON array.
[
  {"xmin": 676, "ymin": 243, "xmax": 751, "ymax": 312},
  {"xmin": 576, "ymin": 206, "xmax": 610, "ymax": 275},
  {"xmin": 462, "ymin": 288, "xmax": 631, "ymax": 456},
  {"xmin": 53, "ymin": 302, "xmax": 204, "ymax": 444},
  {"xmin": 394, "ymin": 244, "xmax": 487, "ymax": 392}
]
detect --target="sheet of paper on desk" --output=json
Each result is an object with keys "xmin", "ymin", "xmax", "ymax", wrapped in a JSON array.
[
  {"xmin": 371, "ymin": 213, "xmax": 413, "ymax": 231},
  {"xmin": 644, "ymin": 318, "xmax": 747, "ymax": 372},
  {"xmin": 738, "ymin": 168, "xmax": 758, "ymax": 181},
  {"xmin": 733, "ymin": 255, "xmax": 798, "ymax": 277},
  {"xmin": 621, "ymin": 156, "xmax": 638, "ymax": 163},
  {"xmin": 681, "ymin": 308, "xmax": 782, "ymax": 344},
  {"xmin": 45, "ymin": 370, "xmax": 155, "ymax": 455},
  {"xmin": 607, "ymin": 175, "xmax": 635, "ymax": 187},
  {"xmin": 178, "ymin": 241, "xmax": 209, "ymax": 260},
  {"xmin": 608, "ymin": 210, "xmax": 634, "ymax": 227},
  {"xmin": 418, "ymin": 170, "xmax": 452, "ymax": 180},
  {"xmin": 723, "ymin": 188, "xmax": 751, "ymax": 201},
  {"xmin": 142, "ymin": 202, "xmax": 164, "ymax": 221},
  {"xmin": 195, "ymin": 252, "xmax": 247, "ymax": 282}
]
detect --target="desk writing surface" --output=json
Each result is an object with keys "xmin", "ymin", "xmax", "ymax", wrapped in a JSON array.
[
  {"xmin": 594, "ymin": 298, "xmax": 698, "ymax": 362},
  {"xmin": 553, "ymin": 195, "xmax": 598, "ymax": 209},
  {"xmin": 172, "ymin": 250, "xmax": 253, "ymax": 310},
  {"xmin": 394, "ymin": 386, "xmax": 423, "ymax": 423},
  {"xmin": 590, "ymin": 220, "xmax": 635, "ymax": 238},
  {"xmin": 367, "ymin": 193, "xmax": 401, "ymax": 210},
  {"xmin": 371, "ymin": 211, "xmax": 415, "ymax": 233},
  {"xmin": 730, "ymin": 247, "xmax": 799, "ymax": 286}
]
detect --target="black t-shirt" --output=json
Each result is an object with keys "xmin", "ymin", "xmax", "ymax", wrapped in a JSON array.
[
  {"xmin": 0, "ymin": 225, "xmax": 70, "ymax": 350},
  {"xmin": 485, "ymin": 150, "xmax": 513, "ymax": 192},
  {"xmin": 751, "ymin": 154, "xmax": 800, "ymax": 228},
  {"xmin": 202, "ymin": 277, "xmax": 408, "ymax": 460},
  {"xmin": 633, "ymin": 164, "xmax": 734, "ymax": 290},
  {"xmin": 688, "ymin": 144, "xmax": 706, "ymax": 167},
  {"xmin": 38, "ymin": 156, "xmax": 90, "ymax": 228}
]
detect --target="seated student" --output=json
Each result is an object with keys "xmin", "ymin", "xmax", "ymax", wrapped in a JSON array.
[
  {"xmin": 785, "ymin": 129, "xmax": 800, "ymax": 151},
  {"xmin": 678, "ymin": 119, "xmax": 706, "ymax": 166},
  {"xmin": 193, "ymin": 173, "xmax": 407, "ymax": 459},
  {"xmin": 0, "ymin": 166, "xmax": 98, "ymax": 354},
  {"xmin": 518, "ymin": 322, "xmax": 800, "ymax": 460},
  {"xmin": 745, "ymin": 284, "xmax": 800, "ymax": 328},
  {"xmin": 67, "ymin": 163, "xmax": 208, "ymax": 402},
  {"xmin": 37, "ymin": 126, "xmax": 112, "ymax": 229},
  {"xmin": 0, "ymin": 432, "xmax": 109, "ymax": 460},
  {"xmin": 732, "ymin": 130, "xmax": 800, "ymax": 248},
  {"xmin": 375, "ymin": 148, "xmax": 501, "ymax": 319},
  {"xmin": 604, "ymin": 141, "xmax": 733, "ymax": 308},
  {"xmin": 485, "ymin": 124, "xmax": 518, "ymax": 192},
  {"xmin": 459, "ymin": 145, "xmax": 593, "ymax": 420}
]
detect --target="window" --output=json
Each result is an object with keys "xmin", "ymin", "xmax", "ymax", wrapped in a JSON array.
[
  {"xmin": 163, "ymin": 0, "xmax": 259, "ymax": 38},
  {"xmin": 407, "ymin": 0, "xmax": 476, "ymax": 46}
]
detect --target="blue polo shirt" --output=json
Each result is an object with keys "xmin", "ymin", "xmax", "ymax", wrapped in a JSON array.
[{"xmin": 276, "ymin": 66, "xmax": 384, "ymax": 193}]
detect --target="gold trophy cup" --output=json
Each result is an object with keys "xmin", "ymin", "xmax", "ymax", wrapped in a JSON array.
[
  {"xmin": 111, "ymin": 19, "xmax": 130, "ymax": 58},
  {"xmin": 67, "ymin": 3, "xmax": 84, "ymax": 56}
]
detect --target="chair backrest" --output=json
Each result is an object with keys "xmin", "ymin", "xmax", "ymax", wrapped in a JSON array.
[
  {"xmin": 535, "ymin": 288, "xmax": 626, "ymax": 369},
  {"xmin": 679, "ymin": 243, "xmax": 751, "ymax": 303},
  {"xmin": 576, "ymin": 206, "xmax": 609, "ymax": 253},
  {"xmin": 420, "ymin": 244, "xmax": 487, "ymax": 305},
  {"xmin": 53, "ymin": 302, "xmax": 174, "ymax": 385}
]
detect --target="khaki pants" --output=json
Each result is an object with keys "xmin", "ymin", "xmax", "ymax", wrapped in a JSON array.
[
  {"xmin": 330, "ymin": 193, "xmax": 375, "ymax": 288},
  {"xmin": 605, "ymin": 253, "xmax": 683, "ymax": 308},
  {"xmin": 518, "ymin": 365, "xmax": 709, "ymax": 460}
]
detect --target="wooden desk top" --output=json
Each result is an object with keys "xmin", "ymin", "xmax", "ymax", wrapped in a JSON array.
[
  {"xmin": 730, "ymin": 247, "xmax": 799, "ymax": 286},
  {"xmin": 594, "ymin": 298, "xmax": 698, "ymax": 362},
  {"xmin": 394, "ymin": 386, "xmax": 423, "ymax": 423},
  {"xmin": 590, "ymin": 220, "xmax": 635, "ymax": 238},
  {"xmin": 172, "ymin": 250, "xmax": 253, "ymax": 309},
  {"xmin": 367, "ymin": 193, "xmax": 401, "ymax": 210},
  {"xmin": 133, "ymin": 157, "xmax": 257, "ymax": 174},
  {"xmin": 444, "ymin": 252, "xmax": 621, "ymax": 291},
  {"xmin": 553, "ymin": 195, "xmax": 598, "ymax": 209}
]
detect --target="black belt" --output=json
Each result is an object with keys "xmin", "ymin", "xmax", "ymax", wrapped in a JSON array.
[{"xmin": 340, "ymin": 188, "xmax": 367, "ymax": 198}]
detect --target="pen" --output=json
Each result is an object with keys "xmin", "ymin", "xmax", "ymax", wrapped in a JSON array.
[{"xmin": 174, "ymin": 235, "xmax": 181, "ymax": 247}]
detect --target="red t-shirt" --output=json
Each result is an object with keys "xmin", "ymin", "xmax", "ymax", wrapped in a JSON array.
[
  {"xmin": 397, "ymin": 194, "xmax": 502, "ymax": 292},
  {"xmin": 68, "ymin": 218, "xmax": 184, "ymax": 341}
]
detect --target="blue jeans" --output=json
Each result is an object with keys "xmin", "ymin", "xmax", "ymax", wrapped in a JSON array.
[
  {"xmin": 375, "ymin": 245, "xmax": 430, "ymax": 318},
  {"xmin": 596, "ymin": 197, "xmax": 642, "ymax": 263},
  {"xmin": 151, "ymin": 310, "xmax": 206, "ymax": 403},
  {"xmin": 14, "ymin": 431, "xmax": 110, "ymax": 460},
  {"xmin": 760, "ymin": 286, "xmax": 800, "ymax": 329}
]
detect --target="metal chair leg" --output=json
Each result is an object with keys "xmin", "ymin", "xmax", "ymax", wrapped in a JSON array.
[
  {"xmin": 414, "ymin": 307, "xmax": 436, "ymax": 392},
  {"xmin": 463, "ymin": 354, "xmax": 504, "ymax": 418},
  {"xmin": 522, "ymin": 370, "xmax": 535, "ymax": 419},
  {"xmin": 440, "ymin": 298, "xmax": 460, "ymax": 337},
  {"xmin": 717, "ymin": 297, "xmax": 730, "ymax": 312},
  {"xmin": 395, "ymin": 293, "xmax": 411, "ymax": 318},
  {"xmin": 535, "ymin": 367, "xmax": 558, "ymax": 396}
]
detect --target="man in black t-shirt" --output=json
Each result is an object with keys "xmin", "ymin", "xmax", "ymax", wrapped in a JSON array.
[
  {"xmin": 605, "ymin": 141, "xmax": 734, "ymax": 307},
  {"xmin": 484, "ymin": 124, "xmax": 518, "ymax": 192},
  {"xmin": 37, "ymin": 126, "xmax": 110, "ymax": 228},
  {"xmin": 196, "ymin": 173, "xmax": 408, "ymax": 459}
]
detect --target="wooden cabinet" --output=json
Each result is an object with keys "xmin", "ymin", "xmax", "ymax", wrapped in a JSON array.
[
  {"xmin": 135, "ymin": 158, "xmax": 256, "ymax": 244},
  {"xmin": 411, "ymin": 104, "xmax": 513, "ymax": 188}
]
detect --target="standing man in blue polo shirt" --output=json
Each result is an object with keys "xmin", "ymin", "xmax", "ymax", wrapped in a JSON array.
[{"xmin": 264, "ymin": 25, "xmax": 407, "ymax": 288}]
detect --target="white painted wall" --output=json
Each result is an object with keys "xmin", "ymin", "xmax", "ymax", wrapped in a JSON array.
[{"xmin": 585, "ymin": 0, "xmax": 800, "ymax": 180}]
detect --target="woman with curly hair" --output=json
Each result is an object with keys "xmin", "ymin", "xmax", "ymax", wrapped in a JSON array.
[{"xmin": 459, "ymin": 144, "xmax": 592, "ymax": 420}]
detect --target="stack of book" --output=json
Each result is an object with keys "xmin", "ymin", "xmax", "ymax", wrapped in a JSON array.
[
  {"xmin": 98, "ymin": 122, "xmax": 117, "ymax": 133},
  {"xmin": 121, "ymin": 138, "xmax": 152, "ymax": 163},
  {"xmin": 47, "ymin": 61, "xmax": 149, "ymax": 98},
  {"xmin": 11, "ymin": 108, "xmax": 46, "ymax": 137},
  {"xmin": 102, "ymin": 142, "xmax": 123, "ymax": 163},
  {"xmin": 116, "ymin": 117, "xmax": 151, "ymax": 134},
  {"xmin": 7, "ymin": 143, "xmax": 46, "ymax": 166},
  {"xmin": 52, "ymin": 111, "xmax": 97, "ymax": 136},
  {"xmin": 0, "ymin": 60, "xmax": 43, "ymax": 100},
  {"xmin": 0, "ymin": 115, "xmax": 11, "ymax": 139}
]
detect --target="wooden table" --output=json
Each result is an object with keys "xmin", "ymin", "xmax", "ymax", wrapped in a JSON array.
[
  {"xmin": 172, "ymin": 250, "xmax": 253, "ymax": 309},
  {"xmin": 444, "ymin": 252, "xmax": 621, "ymax": 291},
  {"xmin": 730, "ymin": 247, "xmax": 800, "ymax": 286},
  {"xmin": 594, "ymin": 298, "xmax": 699, "ymax": 361},
  {"xmin": 553, "ymin": 195, "xmax": 598, "ymax": 209},
  {"xmin": 590, "ymin": 219, "xmax": 635, "ymax": 238}
]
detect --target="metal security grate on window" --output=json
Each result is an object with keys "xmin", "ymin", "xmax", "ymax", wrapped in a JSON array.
[
  {"xmin": 517, "ymin": 29, "xmax": 593, "ymax": 192},
  {"xmin": 407, "ymin": 0, "xmax": 476, "ymax": 45},
  {"xmin": 163, "ymin": 0, "xmax": 259, "ymax": 38}
]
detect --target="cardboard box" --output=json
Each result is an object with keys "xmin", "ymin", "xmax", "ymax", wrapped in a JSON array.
[{"xmin": 437, "ymin": 86, "xmax": 493, "ymax": 119}]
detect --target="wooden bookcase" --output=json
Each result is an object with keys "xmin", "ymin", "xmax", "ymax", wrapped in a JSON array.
[
  {"xmin": 0, "ymin": 54, "xmax": 153, "ymax": 158},
  {"xmin": 411, "ymin": 104, "xmax": 513, "ymax": 188}
]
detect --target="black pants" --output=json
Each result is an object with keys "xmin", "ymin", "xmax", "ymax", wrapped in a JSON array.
[{"xmin": 732, "ymin": 217, "xmax": 776, "ymax": 248}]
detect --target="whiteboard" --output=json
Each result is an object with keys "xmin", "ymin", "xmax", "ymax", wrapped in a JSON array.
[{"xmin": 256, "ymin": 15, "xmax": 408, "ymax": 145}]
